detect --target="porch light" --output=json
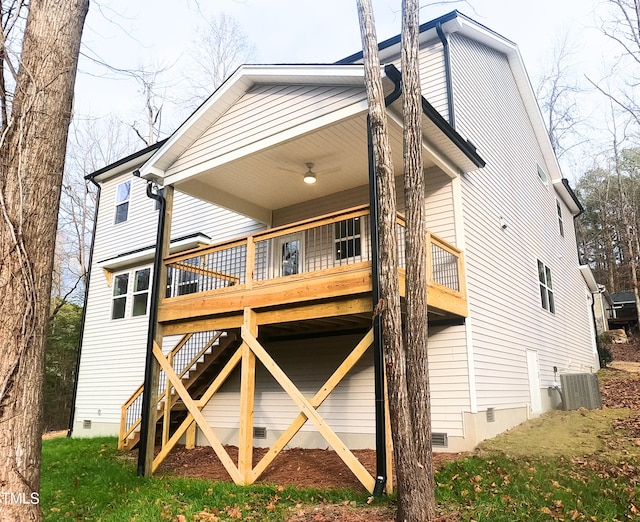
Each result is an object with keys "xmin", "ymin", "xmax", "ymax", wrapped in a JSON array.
[{"xmin": 303, "ymin": 162, "xmax": 317, "ymax": 184}]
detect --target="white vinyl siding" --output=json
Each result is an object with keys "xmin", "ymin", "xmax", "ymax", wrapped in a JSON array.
[
  {"xmin": 166, "ymin": 84, "xmax": 368, "ymax": 177},
  {"xmin": 201, "ymin": 327, "xmax": 467, "ymax": 440},
  {"xmin": 74, "ymin": 168, "xmax": 265, "ymax": 432},
  {"xmin": 449, "ymin": 33, "xmax": 596, "ymax": 411},
  {"xmin": 376, "ymin": 38, "xmax": 449, "ymax": 120},
  {"xmin": 202, "ymin": 336, "xmax": 375, "ymax": 436}
]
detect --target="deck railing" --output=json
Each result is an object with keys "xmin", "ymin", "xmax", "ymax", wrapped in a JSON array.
[
  {"xmin": 163, "ymin": 205, "xmax": 464, "ymax": 300},
  {"xmin": 118, "ymin": 330, "xmax": 224, "ymax": 449}
]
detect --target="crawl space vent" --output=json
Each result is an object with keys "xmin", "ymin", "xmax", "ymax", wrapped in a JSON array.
[
  {"xmin": 486, "ymin": 408, "xmax": 495, "ymax": 423},
  {"xmin": 559, "ymin": 373, "xmax": 602, "ymax": 410},
  {"xmin": 431, "ymin": 432, "xmax": 448, "ymax": 448},
  {"xmin": 82, "ymin": 420, "xmax": 92, "ymax": 429},
  {"xmin": 253, "ymin": 426, "xmax": 267, "ymax": 439}
]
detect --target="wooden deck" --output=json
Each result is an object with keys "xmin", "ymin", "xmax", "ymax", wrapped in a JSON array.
[{"xmin": 158, "ymin": 205, "xmax": 467, "ymax": 333}]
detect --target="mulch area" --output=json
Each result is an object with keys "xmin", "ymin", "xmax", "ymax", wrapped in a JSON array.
[{"xmin": 156, "ymin": 445, "xmax": 463, "ymax": 492}]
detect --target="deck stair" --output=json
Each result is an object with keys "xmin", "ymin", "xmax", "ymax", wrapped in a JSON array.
[{"xmin": 119, "ymin": 329, "xmax": 240, "ymax": 450}]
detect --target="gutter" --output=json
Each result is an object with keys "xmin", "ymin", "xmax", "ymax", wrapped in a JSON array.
[
  {"xmin": 368, "ymin": 64, "xmax": 403, "ymax": 497},
  {"xmin": 435, "ymin": 21, "xmax": 455, "ymax": 129},
  {"xmin": 67, "ymin": 177, "xmax": 101, "ymax": 437},
  {"xmin": 137, "ymin": 180, "xmax": 166, "ymax": 476}
]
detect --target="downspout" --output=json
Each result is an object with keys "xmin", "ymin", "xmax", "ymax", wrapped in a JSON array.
[
  {"xmin": 369, "ymin": 65, "xmax": 403, "ymax": 497},
  {"xmin": 436, "ymin": 22, "xmax": 455, "ymax": 129},
  {"xmin": 137, "ymin": 179, "xmax": 166, "ymax": 476},
  {"xmin": 67, "ymin": 177, "xmax": 102, "ymax": 437}
]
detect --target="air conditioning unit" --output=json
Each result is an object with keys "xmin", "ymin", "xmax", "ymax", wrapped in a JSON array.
[{"xmin": 559, "ymin": 373, "xmax": 602, "ymax": 410}]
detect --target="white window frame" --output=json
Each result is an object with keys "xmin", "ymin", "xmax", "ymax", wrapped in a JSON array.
[
  {"xmin": 556, "ymin": 200, "xmax": 564, "ymax": 237},
  {"xmin": 111, "ymin": 266, "xmax": 152, "ymax": 320},
  {"xmin": 111, "ymin": 272, "xmax": 129, "ymax": 320},
  {"xmin": 538, "ymin": 260, "xmax": 555, "ymax": 314},
  {"xmin": 132, "ymin": 268, "xmax": 151, "ymax": 317},
  {"xmin": 537, "ymin": 163, "xmax": 549, "ymax": 186},
  {"xmin": 114, "ymin": 180, "xmax": 131, "ymax": 224}
]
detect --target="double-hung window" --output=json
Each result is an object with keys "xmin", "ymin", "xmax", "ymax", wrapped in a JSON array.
[
  {"xmin": 538, "ymin": 260, "xmax": 555, "ymax": 313},
  {"xmin": 114, "ymin": 180, "xmax": 131, "ymax": 224},
  {"xmin": 111, "ymin": 267, "xmax": 151, "ymax": 319},
  {"xmin": 132, "ymin": 268, "xmax": 150, "ymax": 316},
  {"xmin": 112, "ymin": 273, "xmax": 129, "ymax": 319}
]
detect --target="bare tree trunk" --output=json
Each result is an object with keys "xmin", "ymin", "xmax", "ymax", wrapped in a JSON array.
[
  {"xmin": 0, "ymin": 1, "xmax": 89, "ymax": 520},
  {"xmin": 357, "ymin": 1, "xmax": 435, "ymax": 520},
  {"xmin": 400, "ymin": 0, "xmax": 436, "ymax": 520}
]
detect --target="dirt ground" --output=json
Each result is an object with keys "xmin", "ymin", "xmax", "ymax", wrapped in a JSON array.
[{"xmin": 156, "ymin": 445, "xmax": 463, "ymax": 492}]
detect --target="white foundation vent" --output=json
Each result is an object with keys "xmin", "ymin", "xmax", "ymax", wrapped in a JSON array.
[
  {"xmin": 253, "ymin": 426, "xmax": 267, "ymax": 439},
  {"xmin": 82, "ymin": 420, "xmax": 92, "ymax": 429},
  {"xmin": 431, "ymin": 432, "xmax": 448, "ymax": 448}
]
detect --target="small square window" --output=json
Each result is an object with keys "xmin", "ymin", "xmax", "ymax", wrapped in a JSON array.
[{"xmin": 115, "ymin": 180, "xmax": 131, "ymax": 224}]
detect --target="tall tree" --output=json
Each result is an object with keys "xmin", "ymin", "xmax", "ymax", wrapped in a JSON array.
[
  {"xmin": 186, "ymin": 12, "xmax": 257, "ymax": 106},
  {"xmin": 0, "ymin": 1, "xmax": 89, "ymax": 520},
  {"xmin": 357, "ymin": 0, "xmax": 435, "ymax": 519},
  {"xmin": 591, "ymin": 0, "xmax": 640, "ymax": 128},
  {"xmin": 534, "ymin": 32, "xmax": 586, "ymax": 160},
  {"xmin": 401, "ymin": 0, "xmax": 436, "ymax": 519}
]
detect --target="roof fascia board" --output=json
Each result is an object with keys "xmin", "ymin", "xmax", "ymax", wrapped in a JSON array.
[
  {"xmin": 385, "ymin": 109, "xmax": 459, "ymax": 178},
  {"xmin": 579, "ymin": 265, "xmax": 599, "ymax": 293},
  {"xmin": 87, "ymin": 139, "xmax": 167, "ymax": 183},
  {"xmin": 97, "ymin": 233, "xmax": 211, "ymax": 271},
  {"xmin": 139, "ymin": 64, "xmax": 366, "ymax": 182},
  {"xmin": 553, "ymin": 179, "xmax": 582, "ymax": 215}
]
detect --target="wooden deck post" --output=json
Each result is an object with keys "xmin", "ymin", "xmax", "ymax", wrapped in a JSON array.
[
  {"xmin": 139, "ymin": 185, "xmax": 174, "ymax": 477},
  {"xmin": 238, "ymin": 307, "xmax": 257, "ymax": 484}
]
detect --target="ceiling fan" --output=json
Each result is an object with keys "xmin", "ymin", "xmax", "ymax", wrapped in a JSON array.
[{"xmin": 276, "ymin": 161, "xmax": 342, "ymax": 184}]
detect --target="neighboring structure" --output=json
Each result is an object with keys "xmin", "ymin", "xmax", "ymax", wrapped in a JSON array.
[
  {"xmin": 71, "ymin": 11, "xmax": 599, "ymax": 493},
  {"xmin": 609, "ymin": 291, "xmax": 638, "ymax": 333}
]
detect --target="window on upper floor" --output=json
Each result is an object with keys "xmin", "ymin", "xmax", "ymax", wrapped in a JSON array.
[
  {"xmin": 114, "ymin": 180, "xmax": 131, "ymax": 224},
  {"xmin": 537, "ymin": 163, "xmax": 549, "ymax": 186},
  {"xmin": 111, "ymin": 267, "xmax": 151, "ymax": 319},
  {"xmin": 556, "ymin": 200, "xmax": 564, "ymax": 237},
  {"xmin": 537, "ymin": 260, "xmax": 555, "ymax": 314}
]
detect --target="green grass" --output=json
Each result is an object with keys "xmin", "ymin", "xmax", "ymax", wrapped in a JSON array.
[
  {"xmin": 41, "ymin": 437, "xmax": 377, "ymax": 521},
  {"xmin": 42, "ymin": 413, "xmax": 640, "ymax": 522}
]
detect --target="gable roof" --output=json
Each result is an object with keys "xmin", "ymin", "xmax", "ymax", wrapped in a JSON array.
[
  {"xmin": 339, "ymin": 10, "xmax": 582, "ymax": 215},
  {"xmin": 135, "ymin": 62, "xmax": 484, "ymax": 221}
]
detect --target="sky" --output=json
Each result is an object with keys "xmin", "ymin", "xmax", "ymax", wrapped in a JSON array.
[{"xmin": 74, "ymin": 0, "xmax": 611, "ymax": 173}]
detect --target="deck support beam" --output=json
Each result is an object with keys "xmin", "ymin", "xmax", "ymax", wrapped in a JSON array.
[{"xmin": 238, "ymin": 307, "xmax": 257, "ymax": 484}]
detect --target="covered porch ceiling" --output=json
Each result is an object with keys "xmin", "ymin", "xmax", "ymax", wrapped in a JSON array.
[{"xmin": 140, "ymin": 64, "xmax": 484, "ymax": 225}]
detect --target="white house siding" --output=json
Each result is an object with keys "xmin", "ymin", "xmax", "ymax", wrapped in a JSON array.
[
  {"xmin": 166, "ymin": 84, "xmax": 368, "ymax": 177},
  {"xmin": 449, "ymin": 34, "xmax": 596, "ymax": 413},
  {"xmin": 73, "ymin": 169, "xmax": 264, "ymax": 436},
  {"xmin": 196, "ymin": 327, "xmax": 469, "ymax": 448},
  {"xmin": 200, "ymin": 335, "xmax": 376, "ymax": 448}
]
